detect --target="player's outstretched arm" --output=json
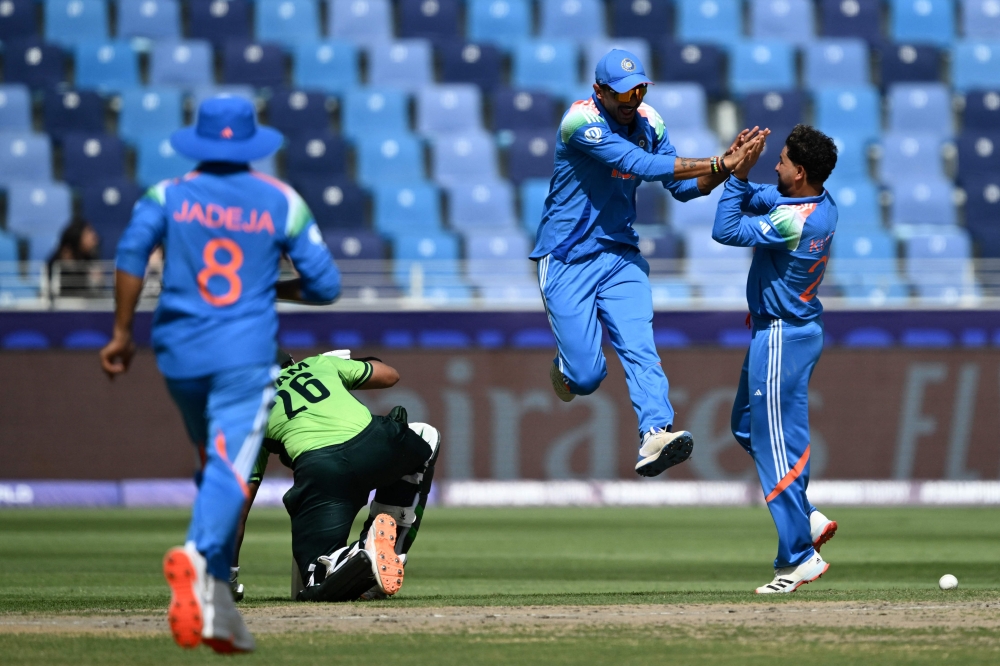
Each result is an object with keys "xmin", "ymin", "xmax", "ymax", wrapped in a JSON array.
[
  {"xmin": 357, "ymin": 360, "xmax": 400, "ymax": 390},
  {"xmin": 99, "ymin": 270, "xmax": 143, "ymax": 379}
]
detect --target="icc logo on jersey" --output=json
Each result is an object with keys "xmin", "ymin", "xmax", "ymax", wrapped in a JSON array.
[
  {"xmin": 621, "ymin": 58, "xmax": 635, "ymax": 72},
  {"xmin": 584, "ymin": 127, "xmax": 602, "ymax": 142}
]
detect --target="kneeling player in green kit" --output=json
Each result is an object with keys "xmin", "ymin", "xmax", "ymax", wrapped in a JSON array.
[{"xmin": 231, "ymin": 350, "xmax": 440, "ymax": 602}]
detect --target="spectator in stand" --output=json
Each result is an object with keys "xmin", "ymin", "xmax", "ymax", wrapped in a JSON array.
[{"xmin": 48, "ymin": 218, "xmax": 104, "ymax": 296}]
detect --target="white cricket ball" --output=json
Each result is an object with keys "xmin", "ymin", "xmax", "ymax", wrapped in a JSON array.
[{"xmin": 938, "ymin": 574, "xmax": 958, "ymax": 590}]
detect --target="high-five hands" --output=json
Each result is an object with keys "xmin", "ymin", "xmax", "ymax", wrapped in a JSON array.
[
  {"xmin": 731, "ymin": 128, "xmax": 771, "ymax": 181},
  {"xmin": 724, "ymin": 127, "xmax": 768, "ymax": 174}
]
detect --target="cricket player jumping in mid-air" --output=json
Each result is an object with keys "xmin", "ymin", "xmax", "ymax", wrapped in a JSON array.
[
  {"xmin": 99, "ymin": 97, "xmax": 341, "ymax": 652},
  {"xmin": 532, "ymin": 49, "xmax": 765, "ymax": 476},
  {"xmin": 713, "ymin": 124, "xmax": 840, "ymax": 593}
]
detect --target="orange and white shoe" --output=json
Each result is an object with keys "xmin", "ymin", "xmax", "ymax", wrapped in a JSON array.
[
  {"xmin": 810, "ymin": 510, "xmax": 838, "ymax": 552},
  {"xmin": 201, "ymin": 575, "xmax": 255, "ymax": 654},
  {"xmin": 366, "ymin": 514, "xmax": 405, "ymax": 596},
  {"xmin": 755, "ymin": 553, "xmax": 829, "ymax": 594},
  {"xmin": 163, "ymin": 544, "xmax": 205, "ymax": 649}
]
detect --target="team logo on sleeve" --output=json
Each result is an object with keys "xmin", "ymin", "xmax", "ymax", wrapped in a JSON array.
[
  {"xmin": 621, "ymin": 58, "xmax": 635, "ymax": 72},
  {"xmin": 584, "ymin": 127, "xmax": 603, "ymax": 143}
]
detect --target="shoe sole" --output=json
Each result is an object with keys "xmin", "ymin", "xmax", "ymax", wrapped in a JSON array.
[
  {"xmin": 163, "ymin": 548, "xmax": 203, "ymax": 649},
  {"xmin": 635, "ymin": 432, "xmax": 694, "ymax": 477},
  {"xmin": 813, "ymin": 521, "xmax": 838, "ymax": 552},
  {"xmin": 203, "ymin": 637, "xmax": 252, "ymax": 655},
  {"xmin": 755, "ymin": 562, "xmax": 830, "ymax": 594},
  {"xmin": 369, "ymin": 514, "xmax": 404, "ymax": 596},
  {"xmin": 550, "ymin": 366, "xmax": 575, "ymax": 403}
]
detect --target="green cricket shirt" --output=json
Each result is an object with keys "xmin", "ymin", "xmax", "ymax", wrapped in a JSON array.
[{"xmin": 250, "ymin": 354, "xmax": 373, "ymax": 482}]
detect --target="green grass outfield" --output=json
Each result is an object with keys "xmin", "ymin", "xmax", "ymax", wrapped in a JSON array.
[{"xmin": 1, "ymin": 507, "xmax": 999, "ymax": 664}]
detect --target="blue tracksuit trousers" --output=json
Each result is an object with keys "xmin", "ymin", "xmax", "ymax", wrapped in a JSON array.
[
  {"xmin": 731, "ymin": 317, "xmax": 822, "ymax": 569},
  {"xmin": 165, "ymin": 364, "xmax": 276, "ymax": 581},
  {"xmin": 537, "ymin": 246, "xmax": 674, "ymax": 437}
]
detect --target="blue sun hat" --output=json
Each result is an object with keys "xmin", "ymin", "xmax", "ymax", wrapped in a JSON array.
[
  {"xmin": 170, "ymin": 96, "xmax": 283, "ymax": 163},
  {"xmin": 595, "ymin": 49, "xmax": 653, "ymax": 93}
]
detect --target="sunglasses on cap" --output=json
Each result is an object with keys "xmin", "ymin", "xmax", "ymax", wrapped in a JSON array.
[{"xmin": 604, "ymin": 84, "xmax": 648, "ymax": 103}]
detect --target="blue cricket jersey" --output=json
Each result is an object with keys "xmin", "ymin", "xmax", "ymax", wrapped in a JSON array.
[
  {"xmin": 712, "ymin": 175, "xmax": 838, "ymax": 322},
  {"xmin": 530, "ymin": 94, "xmax": 704, "ymax": 263},
  {"xmin": 116, "ymin": 166, "xmax": 341, "ymax": 378}
]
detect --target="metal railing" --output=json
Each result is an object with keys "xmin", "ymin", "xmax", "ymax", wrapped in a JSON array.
[{"xmin": 2, "ymin": 258, "xmax": 999, "ymax": 311}]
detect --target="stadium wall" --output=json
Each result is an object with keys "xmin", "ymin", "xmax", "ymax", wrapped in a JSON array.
[{"xmin": 3, "ymin": 346, "xmax": 999, "ymax": 481}]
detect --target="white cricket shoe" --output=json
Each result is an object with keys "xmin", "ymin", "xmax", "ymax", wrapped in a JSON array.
[
  {"xmin": 202, "ymin": 575, "xmax": 255, "ymax": 653},
  {"xmin": 755, "ymin": 553, "xmax": 829, "ymax": 594},
  {"xmin": 810, "ymin": 510, "xmax": 838, "ymax": 552},
  {"xmin": 635, "ymin": 428, "xmax": 694, "ymax": 477},
  {"xmin": 549, "ymin": 364, "xmax": 575, "ymax": 402}
]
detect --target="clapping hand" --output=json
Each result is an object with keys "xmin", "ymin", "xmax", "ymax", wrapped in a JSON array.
[{"xmin": 732, "ymin": 130, "xmax": 770, "ymax": 181}]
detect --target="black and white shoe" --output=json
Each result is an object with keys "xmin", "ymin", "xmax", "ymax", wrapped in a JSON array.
[
  {"xmin": 634, "ymin": 428, "xmax": 694, "ymax": 477},
  {"xmin": 756, "ymin": 553, "xmax": 829, "ymax": 594}
]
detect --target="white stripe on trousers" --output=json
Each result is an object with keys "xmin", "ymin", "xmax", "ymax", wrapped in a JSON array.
[{"xmin": 766, "ymin": 320, "xmax": 790, "ymax": 480}]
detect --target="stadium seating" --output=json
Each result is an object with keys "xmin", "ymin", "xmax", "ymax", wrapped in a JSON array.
[
  {"xmin": 684, "ymin": 227, "xmax": 751, "ymax": 302},
  {"xmin": 6, "ymin": 182, "xmax": 72, "ymax": 259},
  {"xmin": 62, "ymin": 133, "xmax": 126, "ymax": 187},
  {"xmin": 879, "ymin": 44, "xmax": 942, "ymax": 87},
  {"xmin": 520, "ymin": 179, "xmax": 550, "ymax": 234},
  {"xmin": 284, "ymin": 132, "xmax": 347, "ymax": 183},
  {"xmin": 492, "ymin": 89, "xmax": 558, "ymax": 131},
  {"xmin": 44, "ymin": 0, "xmax": 108, "ymax": 49},
  {"xmin": 506, "ymin": 131, "xmax": 557, "ymax": 183},
  {"xmin": 118, "ymin": 88, "xmax": 184, "ymax": 147},
  {"xmin": 512, "ymin": 40, "xmax": 581, "ymax": 101},
  {"xmin": 638, "ymin": 230, "xmax": 681, "ymax": 259},
  {"xmin": 293, "ymin": 40, "xmax": 360, "ymax": 94},
  {"xmin": 191, "ymin": 85, "xmax": 255, "ymax": 108},
  {"xmin": 741, "ymin": 90, "xmax": 804, "ymax": 134},
  {"xmin": 188, "ymin": 0, "xmax": 251, "ymax": 49},
  {"xmin": 149, "ymin": 41, "xmax": 214, "ymax": 89},
  {"xmin": 749, "ymin": 0, "xmax": 816, "ymax": 45},
  {"xmin": 887, "ymin": 83, "xmax": 953, "ymax": 135},
  {"xmin": 467, "ymin": 0, "xmax": 532, "ymax": 51},
  {"xmin": 667, "ymin": 182, "xmax": 722, "ymax": 229},
  {"xmin": 255, "ymin": 0, "xmax": 321, "ymax": 48},
  {"xmin": 368, "ymin": 40, "xmax": 435, "ymax": 92},
  {"xmin": 952, "ymin": 41, "xmax": 1000, "ymax": 92},
  {"xmin": 825, "ymin": 180, "xmax": 882, "ymax": 229},
  {"xmin": 448, "ymin": 181, "xmax": 518, "ymax": 229},
  {"xmin": 905, "ymin": 229, "xmax": 978, "ymax": 302},
  {"xmin": 439, "ymin": 42, "xmax": 505, "ymax": 91},
  {"xmin": 117, "ymin": 0, "xmax": 181, "ymax": 43},
  {"xmin": 329, "ymin": 0, "xmax": 393, "ymax": 43},
  {"xmin": 266, "ymin": 90, "xmax": 331, "ymax": 138},
  {"xmin": 0, "ymin": 0, "xmax": 36, "ymax": 41},
  {"xmin": 729, "ymin": 42, "xmax": 796, "ymax": 95},
  {"xmin": 356, "ymin": 135, "xmax": 425, "ymax": 186},
  {"xmin": 963, "ymin": 89, "xmax": 1000, "ymax": 130},
  {"xmin": 417, "ymin": 85, "xmax": 484, "ymax": 137},
  {"xmin": 879, "ymin": 133, "xmax": 946, "ymax": 183},
  {"xmin": 81, "ymin": 179, "xmax": 142, "ymax": 258},
  {"xmin": 373, "ymin": 183, "xmax": 443, "ymax": 234},
  {"xmin": 4, "ymin": 41, "xmax": 66, "ymax": 90},
  {"xmin": 399, "ymin": 0, "xmax": 461, "ymax": 45},
  {"xmin": 583, "ymin": 39, "xmax": 652, "ymax": 72},
  {"xmin": 42, "ymin": 90, "xmax": 104, "ymax": 141},
  {"xmin": 136, "ymin": 135, "xmax": 196, "ymax": 187},
  {"xmin": 962, "ymin": 0, "xmax": 1000, "ymax": 38},
  {"xmin": 74, "ymin": 42, "xmax": 140, "ymax": 94},
  {"xmin": 539, "ymin": 0, "xmax": 608, "ymax": 39},
  {"xmin": 889, "ymin": 0, "xmax": 956, "ymax": 48},
  {"xmin": 222, "ymin": 41, "xmax": 286, "ymax": 89},
  {"xmin": 962, "ymin": 174, "xmax": 1000, "ymax": 256},
  {"xmin": 677, "ymin": 0, "xmax": 742, "ymax": 45},
  {"xmin": 825, "ymin": 132, "xmax": 873, "ymax": 181},
  {"xmin": 635, "ymin": 185, "xmax": 666, "ymax": 225},
  {"xmin": 323, "ymin": 230, "xmax": 386, "ymax": 260},
  {"xmin": 0, "ymin": 85, "xmax": 32, "ymax": 132},
  {"xmin": 654, "ymin": 42, "xmax": 727, "ymax": 98},
  {"xmin": 431, "ymin": 133, "xmax": 500, "ymax": 186},
  {"xmin": 611, "ymin": 0, "xmax": 674, "ymax": 42},
  {"xmin": 803, "ymin": 39, "xmax": 870, "ymax": 89},
  {"xmin": 957, "ymin": 131, "xmax": 1000, "ymax": 182},
  {"xmin": 294, "ymin": 177, "xmax": 367, "ymax": 230},
  {"xmin": 814, "ymin": 86, "xmax": 882, "ymax": 143},
  {"xmin": 819, "ymin": 0, "xmax": 883, "ymax": 46},
  {"xmin": 645, "ymin": 83, "xmax": 710, "ymax": 133},
  {"xmin": 0, "ymin": 133, "xmax": 52, "ymax": 186},
  {"xmin": 341, "ymin": 89, "xmax": 410, "ymax": 142},
  {"xmin": 889, "ymin": 179, "xmax": 957, "ymax": 227}
]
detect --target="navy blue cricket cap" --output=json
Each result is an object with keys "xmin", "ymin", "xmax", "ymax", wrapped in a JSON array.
[{"xmin": 595, "ymin": 49, "xmax": 653, "ymax": 94}]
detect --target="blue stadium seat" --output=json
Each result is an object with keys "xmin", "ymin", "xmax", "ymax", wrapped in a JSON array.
[
  {"xmin": 467, "ymin": 0, "xmax": 531, "ymax": 52},
  {"xmin": 814, "ymin": 86, "xmax": 882, "ymax": 144},
  {"xmin": 879, "ymin": 43, "xmax": 942, "ymax": 88},
  {"xmin": 0, "ymin": 231, "xmax": 17, "ymax": 262},
  {"xmin": 611, "ymin": 0, "xmax": 674, "ymax": 43},
  {"xmin": 957, "ymin": 131, "xmax": 1000, "ymax": 182},
  {"xmin": 520, "ymin": 178, "xmax": 549, "ymax": 235},
  {"xmin": 952, "ymin": 41, "xmax": 1000, "ymax": 92},
  {"xmin": 368, "ymin": 40, "xmax": 434, "ymax": 92},
  {"xmin": 683, "ymin": 227, "xmax": 751, "ymax": 302},
  {"xmin": 539, "ymin": 0, "xmax": 607, "ymax": 40},
  {"xmin": 293, "ymin": 41, "xmax": 360, "ymax": 94},
  {"xmin": 222, "ymin": 41, "xmax": 286, "ymax": 89},
  {"xmin": 118, "ymin": 88, "xmax": 183, "ymax": 146},
  {"xmin": 889, "ymin": 0, "xmax": 956, "ymax": 48},
  {"xmin": 74, "ymin": 42, "xmax": 139, "ymax": 94},
  {"xmin": 583, "ymin": 39, "xmax": 652, "ymax": 73},
  {"xmin": 191, "ymin": 85, "xmax": 256, "ymax": 108},
  {"xmin": 439, "ymin": 41, "xmax": 504, "ymax": 91},
  {"xmin": 825, "ymin": 180, "xmax": 881, "ymax": 229},
  {"xmin": 136, "ymin": 135, "xmax": 196, "ymax": 187},
  {"xmin": 879, "ymin": 133, "xmax": 946, "ymax": 183},
  {"xmin": 341, "ymin": 88, "xmax": 410, "ymax": 142},
  {"xmin": 323, "ymin": 229, "xmax": 386, "ymax": 260},
  {"xmin": 905, "ymin": 228, "xmax": 978, "ymax": 302},
  {"xmin": 677, "ymin": 0, "xmax": 742, "ymax": 45},
  {"xmin": 294, "ymin": 177, "xmax": 367, "ymax": 230},
  {"xmin": 741, "ymin": 90, "xmax": 803, "ymax": 134},
  {"xmin": 328, "ymin": 0, "xmax": 393, "ymax": 44},
  {"xmin": 962, "ymin": 0, "xmax": 1000, "ymax": 38},
  {"xmin": 62, "ymin": 133, "xmax": 125, "ymax": 187},
  {"xmin": 117, "ymin": 0, "xmax": 181, "ymax": 43},
  {"xmin": 830, "ymin": 230, "xmax": 905, "ymax": 303},
  {"xmin": 390, "ymin": 230, "xmax": 463, "ymax": 288},
  {"xmin": 511, "ymin": 40, "xmax": 581, "ymax": 102},
  {"xmin": 654, "ymin": 41, "xmax": 726, "ymax": 98},
  {"xmin": 0, "ymin": 85, "xmax": 32, "ymax": 132},
  {"xmin": 0, "ymin": 133, "xmax": 52, "ymax": 186},
  {"xmin": 492, "ymin": 89, "xmax": 558, "ymax": 131},
  {"xmin": 464, "ymin": 229, "xmax": 533, "ymax": 291},
  {"xmin": 749, "ymin": 0, "xmax": 816, "ymax": 45},
  {"xmin": 7, "ymin": 182, "xmax": 72, "ymax": 259},
  {"xmin": 284, "ymin": 132, "xmax": 347, "ymax": 182},
  {"xmin": 416, "ymin": 85, "xmax": 483, "ymax": 137},
  {"xmin": 890, "ymin": 178, "xmax": 957, "ymax": 227},
  {"xmin": 669, "ymin": 128, "xmax": 721, "ymax": 159},
  {"xmin": 507, "ymin": 130, "xmax": 556, "ymax": 183},
  {"xmin": 0, "ymin": 0, "xmax": 36, "ymax": 42},
  {"xmin": 256, "ymin": 0, "xmax": 320, "ymax": 48},
  {"xmin": 188, "ymin": 0, "xmax": 251, "ymax": 49},
  {"xmin": 150, "ymin": 40, "xmax": 214, "ymax": 89},
  {"xmin": 819, "ymin": 0, "xmax": 884, "ymax": 46},
  {"xmin": 4, "ymin": 41, "xmax": 67, "ymax": 91},
  {"xmin": 962, "ymin": 174, "xmax": 1000, "ymax": 256},
  {"xmin": 635, "ymin": 184, "xmax": 666, "ymax": 225},
  {"xmin": 81, "ymin": 179, "xmax": 141, "ymax": 258},
  {"xmin": 963, "ymin": 89, "xmax": 1000, "ymax": 130},
  {"xmin": 639, "ymin": 230, "xmax": 682, "ymax": 260},
  {"xmin": 266, "ymin": 90, "xmax": 330, "ymax": 138},
  {"xmin": 373, "ymin": 182, "xmax": 443, "ymax": 234},
  {"xmin": 431, "ymin": 133, "xmax": 499, "ymax": 185},
  {"xmin": 42, "ymin": 89, "xmax": 104, "ymax": 141},
  {"xmin": 44, "ymin": 0, "xmax": 108, "ymax": 49},
  {"xmin": 729, "ymin": 41, "xmax": 796, "ymax": 96},
  {"xmin": 643, "ymin": 83, "xmax": 710, "ymax": 133},
  {"xmin": 803, "ymin": 39, "xmax": 870, "ymax": 89},
  {"xmin": 448, "ymin": 181, "xmax": 517, "ymax": 229},
  {"xmin": 399, "ymin": 0, "xmax": 461, "ymax": 45},
  {"xmin": 825, "ymin": 133, "xmax": 872, "ymax": 181},
  {"xmin": 887, "ymin": 83, "xmax": 953, "ymax": 135},
  {"xmin": 356, "ymin": 135, "xmax": 425, "ymax": 186},
  {"xmin": 667, "ymin": 181, "xmax": 722, "ymax": 229}
]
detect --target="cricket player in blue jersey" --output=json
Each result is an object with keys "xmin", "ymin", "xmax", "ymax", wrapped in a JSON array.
[
  {"xmin": 99, "ymin": 97, "xmax": 341, "ymax": 652},
  {"xmin": 713, "ymin": 124, "xmax": 840, "ymax": 593},
  {"xmin": 533, "ymin": 49, "xmax": 765, "ymax": 476}
]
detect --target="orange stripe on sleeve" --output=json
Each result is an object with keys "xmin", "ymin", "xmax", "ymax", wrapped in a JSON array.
[{"xmin": 765, "ymin": 444, "xmax": 811, "ymax": 503}]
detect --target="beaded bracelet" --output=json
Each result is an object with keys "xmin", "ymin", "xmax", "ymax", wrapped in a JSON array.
[{"xmin": 710, "ymin": 156, "xmax": 720, "ymax": 174}]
